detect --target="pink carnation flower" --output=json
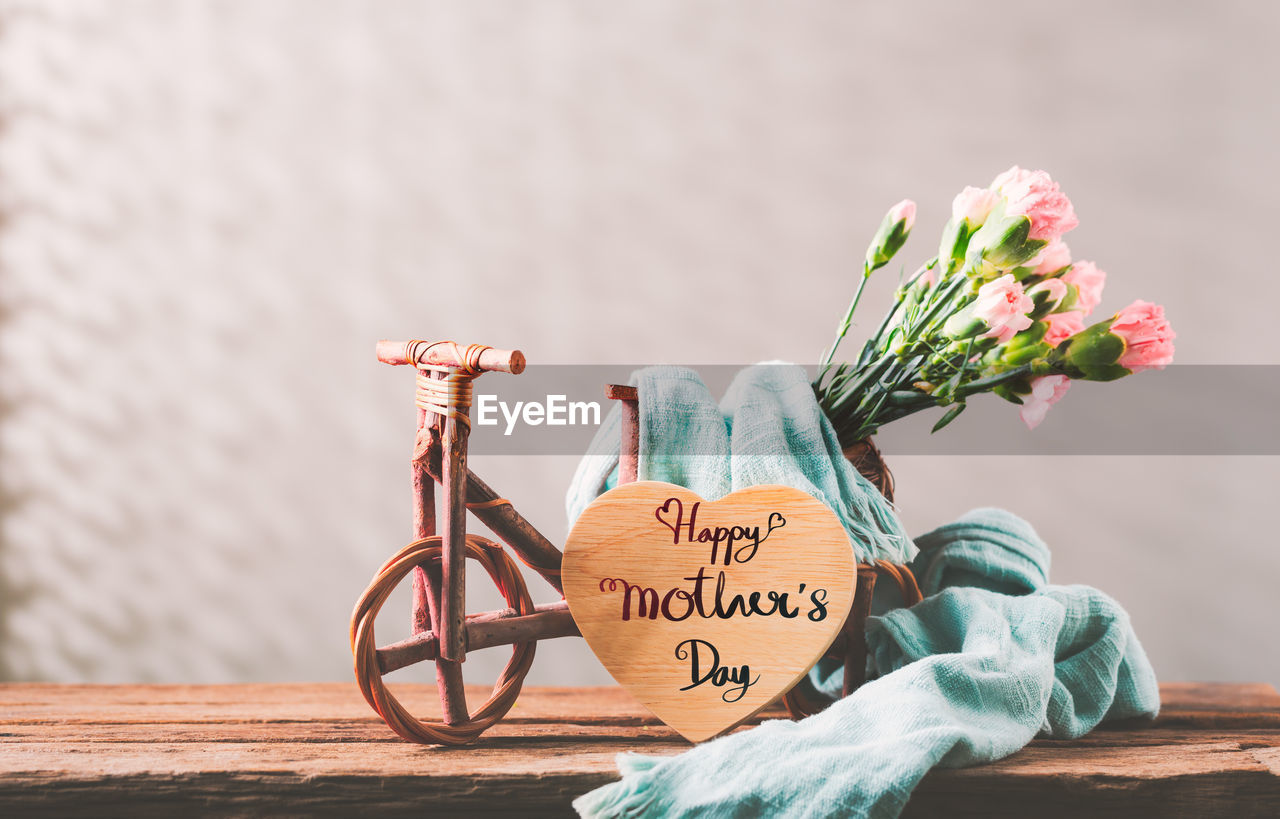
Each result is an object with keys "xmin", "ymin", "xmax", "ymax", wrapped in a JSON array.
[
  {"xmin": 952, "ymin": 186, "xmax": 999, "ymax": 225},
  {"xmin": 991, "ymin": 166, "xmax": 1033, "ymax": 191},
  {"xmin": 973, "ymin": 274, "xmax": 1034, "ymax": 344},
  {"xmin": 1043, "ymin": 310, "xmax": 1086, "ymax": 348},
  {"xmin": 1063, "ymin": 260, "xmax": 1106, "ymax": 316},
  {"xmin": 990, "ymin": 166, "xmax": 1079, "ymax": 242},
  {"xmin": 1029, "ymin": 239, "xmax": 1071, "ymax": 276},
  {"xmin": 1020, "ymin": 374, "xmax": 1071, "ymax": 430},
  {"xmin": 1112, "ymin": 300, "xmax": 1176, "ymax": 373}
]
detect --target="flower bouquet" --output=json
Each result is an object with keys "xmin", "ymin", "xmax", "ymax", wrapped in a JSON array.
[{"xmin": 815, "ymin": 167, "xmax": 1176, "ymax": 461}]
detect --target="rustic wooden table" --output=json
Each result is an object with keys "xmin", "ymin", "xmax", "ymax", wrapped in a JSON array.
[{"xmin": 1, "ymin": 682, "xmax": 1277, "ymax": 816}]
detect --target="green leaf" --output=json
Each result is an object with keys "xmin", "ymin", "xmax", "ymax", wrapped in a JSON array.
[
  {"xmin": 993, "ymin": 384, "xmax": 1025, "ymax": 405},
  {"xmin": 887, "ymin": 390, "xmax": 933, "ymax": 407},
  {"xmin": 931, "ymin": 403, "xmax": 966, "ymax": 433}
]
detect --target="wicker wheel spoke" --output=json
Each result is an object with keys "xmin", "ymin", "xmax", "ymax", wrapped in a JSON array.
[{"xmin": 351, "ymin": 534, "xmax": 537, "ymax": 745}]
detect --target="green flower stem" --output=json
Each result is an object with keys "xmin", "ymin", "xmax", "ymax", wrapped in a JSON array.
[
  {"xmin": 815, "ymin": 258, "xmax": 1022, "ymax": 447},
  {"xmin": 854, "ymin": 259, "xmax": 937, "ymax": 368},
  {"xmin": 821, "ymin": 351, "xmax": 896, "ymax": 417},
  {"xmin": 831, "ymin": 355, "xmax": 914, "ymax": 440},
  {"xmin": 952, "ymin": 364, "xmax": 1033, "ymax": 399},
  {"xmin": 820, "ymin": 262, "xmax": 874, "ymax": 370},
  {"xmin": 912, "ymin": 276, "xmax": 969, "ymax": 338},
  {"xmin": 838, "ymin": 361, "xmax": 1033, "ymax": 444}
]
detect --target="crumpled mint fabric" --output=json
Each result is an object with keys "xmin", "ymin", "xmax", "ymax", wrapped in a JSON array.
[
  {"xmin": 566, "ymin": 364, "xmax": 914, "ymax": 564},
  {"xmin": 566, "ymin": 367, "xmax": 1160, "ymax": 818},
  {"xmin": 573, "ymin": 509, "xmax": 1160, "ymax": 818},
  {"xmin": 802, "ymin": 508, "xmax": 1054, "ymax": 700}
]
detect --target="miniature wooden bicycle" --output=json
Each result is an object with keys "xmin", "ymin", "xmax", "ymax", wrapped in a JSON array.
[{"xmin": 350, "ymin": 339, "xmax": 921, "ymax": 744}]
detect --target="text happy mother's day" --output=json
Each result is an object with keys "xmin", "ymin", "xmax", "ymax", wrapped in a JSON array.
[{"xmin": 597, "ymin": 497, "xmax": 830, "ymax": 703}]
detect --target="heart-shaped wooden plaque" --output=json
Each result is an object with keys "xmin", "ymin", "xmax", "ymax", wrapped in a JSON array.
[{"xmin": 563, "ymin": 481, "xmax": 856, "ymax": 742}]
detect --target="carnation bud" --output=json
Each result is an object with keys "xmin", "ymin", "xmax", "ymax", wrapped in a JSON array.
[
  {"xmin": 1027, "ymin": 278, "xmax": 1068, "ymax": 320},
  {"xmin": 937, "ymin": 218, "xmax": 968, "ymax": 271},
  {"xmin": 943, "ymin": 311, "xmax": 987, "ymax": 341},
  {"xmin": 962, "ymin": 200, "xmax": 1049, "ymax": 275},
  {"xmin": 866, "ymin": 199, "xmax": 915, "ymax": 272},
  {"xmin": 997, "ymin": 326, "xmax": 1051, "ymax": 366},
  {"xmin": 1051, "ymin": 319, "xmax": 1128, "ymax": 381}
]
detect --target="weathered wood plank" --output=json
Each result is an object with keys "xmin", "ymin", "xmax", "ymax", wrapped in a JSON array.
[
  {"xmin": 909, "ymin": 743, "xmax": 1280, "ymax": 818},
  {"xmin": 1, "ymin": 681, "xmax": 1270, "ymax": 723},
  {"xmin": 0, "ymin": 683, "xmax": 1276, "ymax": 817},
  {"xmin": 0, "ymin": 774, "xmax": 615, "ymax": 819},
  {"xmin": 0, "ymin": 684, "xmax": 663, "ymax": 724},
  {"xmin": 1158, "ymin": 681, "xmax": 1280, "ymax": 712},
  {"xmin": 7, "ymin": 722, "xmax": 1280, "ymax": 748}
]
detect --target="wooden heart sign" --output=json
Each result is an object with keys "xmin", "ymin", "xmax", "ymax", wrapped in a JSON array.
[{"xmin": 562, "ymin": 481, "xmax": 857, "ymax": 742}]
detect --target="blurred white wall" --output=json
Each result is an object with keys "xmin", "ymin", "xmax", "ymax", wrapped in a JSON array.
[{"xmin": 0, "ymin": 0, "xmax": 1275, "ymax": 686}]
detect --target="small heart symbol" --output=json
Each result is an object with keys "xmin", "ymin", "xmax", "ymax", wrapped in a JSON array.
[{"xmin": 563, "ymin": 481, "xmax": 857, "ymax": 742}]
